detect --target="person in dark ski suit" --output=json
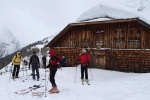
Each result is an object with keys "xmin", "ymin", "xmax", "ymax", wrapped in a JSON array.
[
  {"xmin": 61, "ymin": 56, "xmax": 67, "ymax": 67},
  {"xmin": 46, "ymin": 49, "xmax": 59, "ymax": 93},
  {"xmin": 42, "ymin": 55, "xmax": 47, "ymax": 68},
  {"xmin": 79, "ymin": 49, "xmax": 91, "ymax": 82},
  {"xmin": 12, "ymin": 52, "xmax": 25, "ymax": 79},
  {"xmin": 29, "ymin": 51, "xmax": 40, "ymax": 81}
]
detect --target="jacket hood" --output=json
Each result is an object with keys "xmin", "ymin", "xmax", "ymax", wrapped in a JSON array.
[
  {"xmin": 17, "ymin": 52, "xmax": 21, "ymax": 57},
  {"xmin": 49, "ymin": 49, "xmax": 56, "ymax": 57}
]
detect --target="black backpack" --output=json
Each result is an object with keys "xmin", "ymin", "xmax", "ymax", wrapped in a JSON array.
[{"xmin": 31, "ymin": 56, "xmax": 38, "ymax": 64}]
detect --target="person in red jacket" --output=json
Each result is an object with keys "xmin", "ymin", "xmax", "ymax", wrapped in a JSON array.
[
  {"xmin": 46, "ymin": 49, "xmax": 59, "ymax": 93},
  {"xmin": 79, "ymin": 49, "xmax": 91, "ymax": 82}
]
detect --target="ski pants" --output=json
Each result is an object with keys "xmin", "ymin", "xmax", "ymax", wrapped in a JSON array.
[
  {"xmin": 81, "ymin": 65, "xmax": 88, "ymax": 80},
  {"xmin": 32, "ymin": 64, "xmax": 40, "ymax": 79},
  {"xmin": 12, "ymin": 65, "xmax": 20, "ymax": 77},
  {"xmin": 50, "ymin": 69, "xmax": 57, "ymax": 87}
]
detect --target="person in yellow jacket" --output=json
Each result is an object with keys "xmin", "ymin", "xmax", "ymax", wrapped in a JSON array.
[{"xmin": 12, "ymin": 52, "xmax": 25, "ymax": 79}]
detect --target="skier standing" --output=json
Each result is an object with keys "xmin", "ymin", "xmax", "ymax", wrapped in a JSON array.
[
  {"xmin": 46, "ymin": 49, "xmax": 59, "ymax": 93},
  {"xmin": 12, "ymin": 52, "xmax": 26, "ymax": 79},
  {"xmin": 29, "ymin": 51, "xmax": 40, "ymax": 81},
  {"xmin": 79, "ymin": 49, "xmax": 91, "ymax": 83}
]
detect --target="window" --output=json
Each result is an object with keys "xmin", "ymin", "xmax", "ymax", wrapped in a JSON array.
[
  {"xmin": 82, "ymin": 41, "xmax": 89, "ymax": 48},
  {"xmin": 96, "ymin": 30, "xmax": 104, "ymax": 34},
  {"xmin": 95, "ymin": 41, "xmax": 104, "ymax": 48},
  {"xmin": 128, "ymin": 39, "xmax": 140, "ymax": 49},
  {"xmin": 114, "ymin": 37, "xmax": 125, "ymax": 49}
]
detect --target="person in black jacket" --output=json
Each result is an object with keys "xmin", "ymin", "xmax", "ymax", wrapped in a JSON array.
[
  {"xmin": 61, "ymin": 56, "xmax": 67, "ymax": 67},
  {"xmin": 29, "ymin": 51, "xmax": 40, "ymax": 81}
]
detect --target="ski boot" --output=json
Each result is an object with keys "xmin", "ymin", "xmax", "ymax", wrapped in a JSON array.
[
  {"xmin": 85, "ymin": 79, "xmax": 89, "ymax": 82},
  {"xmin": 81, "ymin": 79, "xmax": 84, "ymax": 82},
  {"xmin": 49, "ymin": 87, "xmax": 59, "ymax": 93},
  {"xmin": 85, "ymin": 79, "xmax": 90, "ymax": 85},
  {"xmin": 12, "ymin": 76, "xmax": 15, "ymax": 79},
  {"xmin": 49, "ymin": 87, "xmax": 54, "ymax": 93}
]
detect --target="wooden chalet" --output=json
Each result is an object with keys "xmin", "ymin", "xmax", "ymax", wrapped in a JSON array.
[{"xmin": 47, "ymin": 18, "xmax": 150, "ymax": 73}]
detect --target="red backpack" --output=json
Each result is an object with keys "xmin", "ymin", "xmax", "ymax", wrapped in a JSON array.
[{"xmin": 56, "ymin": 56, "xmax": 62, "ymax": 68}]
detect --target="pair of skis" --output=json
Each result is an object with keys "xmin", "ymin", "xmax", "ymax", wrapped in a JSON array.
[
  {"xmin": 32, "ymin": 92, "xmax": 45, "ymax": 96},
  {"xmin": 14, "ymin": 87, "xmax": 32, "ymax": 95},
  {"xmin": 32, "ymin": 85, "xmax": 45, "ymax": 90},
  {"xmin": 32, "ymin": 90, "xmax": 59, "ymax": 97},
  {"xmin": 12, "ymin": 77, "xmax": 18, "ymax": 81},
  {"xmin": 82, "ymin": 81, "xmax": 90, "ymax": 85},
  {"xmin": 14, "ymin": 85, "xmax": 45, "ymax": 95},
  {"xmin": 49, "ymin": 90, "xmax": 60, "ymax": 94}
]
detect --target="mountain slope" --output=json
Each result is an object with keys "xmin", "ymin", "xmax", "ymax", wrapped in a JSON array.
[{"xmin": 0, "ymin": 35, "xmax": 55, "ymax": 70}]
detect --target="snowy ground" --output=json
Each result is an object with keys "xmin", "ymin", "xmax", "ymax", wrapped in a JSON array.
[{"xmin": 0, "ymin": 65, "xmax": 150, "ymax": 100}]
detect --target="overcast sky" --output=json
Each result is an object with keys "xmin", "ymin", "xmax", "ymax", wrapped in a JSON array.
[{"xmin": 0, "ymin": 0, "xmax": 101, "ymax": 44}]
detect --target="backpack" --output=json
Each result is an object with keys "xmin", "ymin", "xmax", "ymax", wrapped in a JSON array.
[
  {"xmin": 55, "ymin": 56, "xmax": 61, "ymax": 68},
  {"xmin": 31, "ymin": 56, "xmax": 38, "ymax": 64},
  {"xmin": 48, "ymin": 55, "xmax": 61, "ymax": 70}
]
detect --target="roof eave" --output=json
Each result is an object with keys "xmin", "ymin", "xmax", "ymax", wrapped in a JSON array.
[{"xmin": 46, "ymin": 24, "xmax": 71, "ymax": 47}]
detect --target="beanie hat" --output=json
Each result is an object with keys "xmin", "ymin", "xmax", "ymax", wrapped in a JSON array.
[
  {"xmin": 49, "ymin": 49, "xmax": 55, "ymax": 57},
  {"xmin": 33, "ymin": 51, "xmax": 36, "ymax": 54},
  {"xmin": 82, "ymin": 49, "xmax": 86, "ymax": 53}
]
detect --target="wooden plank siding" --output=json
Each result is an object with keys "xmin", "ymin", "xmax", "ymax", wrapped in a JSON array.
[
  {"xmin": 52, "ymin": 48, "xmax": 150, "ymax": 73},
  {"xmin": 47, "ymin": 18, "xmax": 150, "ymax": 73}
]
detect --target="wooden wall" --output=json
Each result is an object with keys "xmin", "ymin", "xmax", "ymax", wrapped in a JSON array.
[
  {"xmin": 105, "ymin": 49, "xmax": 150, "ymax": 72},
  {"xmin": 52, "ymin": 21, "xmax": 150, "ymax": 49},
  {"xmin": 53, "ymin": 47, "xmax": 150, "ymax": 73},
  {"xmin": 53, "ymin": 47, "xmax": 80, "ymax": 66}
]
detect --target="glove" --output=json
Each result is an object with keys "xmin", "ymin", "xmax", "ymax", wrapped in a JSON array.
[
  {"xmin": 87, "ymin": 61, "xmax": 90, "ymax": 65},
  {"xmin": 28, "ymin": 65, "xmax": 30, "ymax": 70},
  {"xmin": 24, "ymin": 60, "xmax": 28, "ymax": 63},
  {"xmin": 45, "ymin": 65, "xmax": 49, "ymax": 69},
  {"xmin": 45, "ymin": 63, "xmax": 51, "ymax": 69}
]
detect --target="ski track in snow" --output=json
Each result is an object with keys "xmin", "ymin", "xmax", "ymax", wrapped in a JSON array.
[{"xmin": 1, "ymin": 66, "xmax": 150, "ymax": 100}]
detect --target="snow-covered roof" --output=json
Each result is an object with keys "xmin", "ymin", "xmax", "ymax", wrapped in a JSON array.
[{"xmin": 77, "ymin": 0, "xmax": 150, "ymax": 24}]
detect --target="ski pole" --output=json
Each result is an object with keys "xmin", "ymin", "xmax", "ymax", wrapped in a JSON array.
[
  {"xmin": 23, "ymin": 65, "xmax": 24, "ymax": 77},
  {"xmin": 9, "ymin": 71, "xmax": 11, "ymax": 83},
  {"xmin": 74, "ymin": 65, "xmax": 78, "ymax": 83},
  {"xmin": 9, "ymin": 65, "xmax": 13, "ymax": 83},
  {"xmin": 4, "ymin": 66, "xmax": 6, "ymax": 74},
  {"xmin": 25, "ymin": 65, "xmax": 28, "ymax": 79},
  {"xmin": 44, "ymin": 67, "xmax": 47, "ymax": 97},
  {"xmin": 89, "ymin": 68, "xmax": 93, "ymax": 80}
]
